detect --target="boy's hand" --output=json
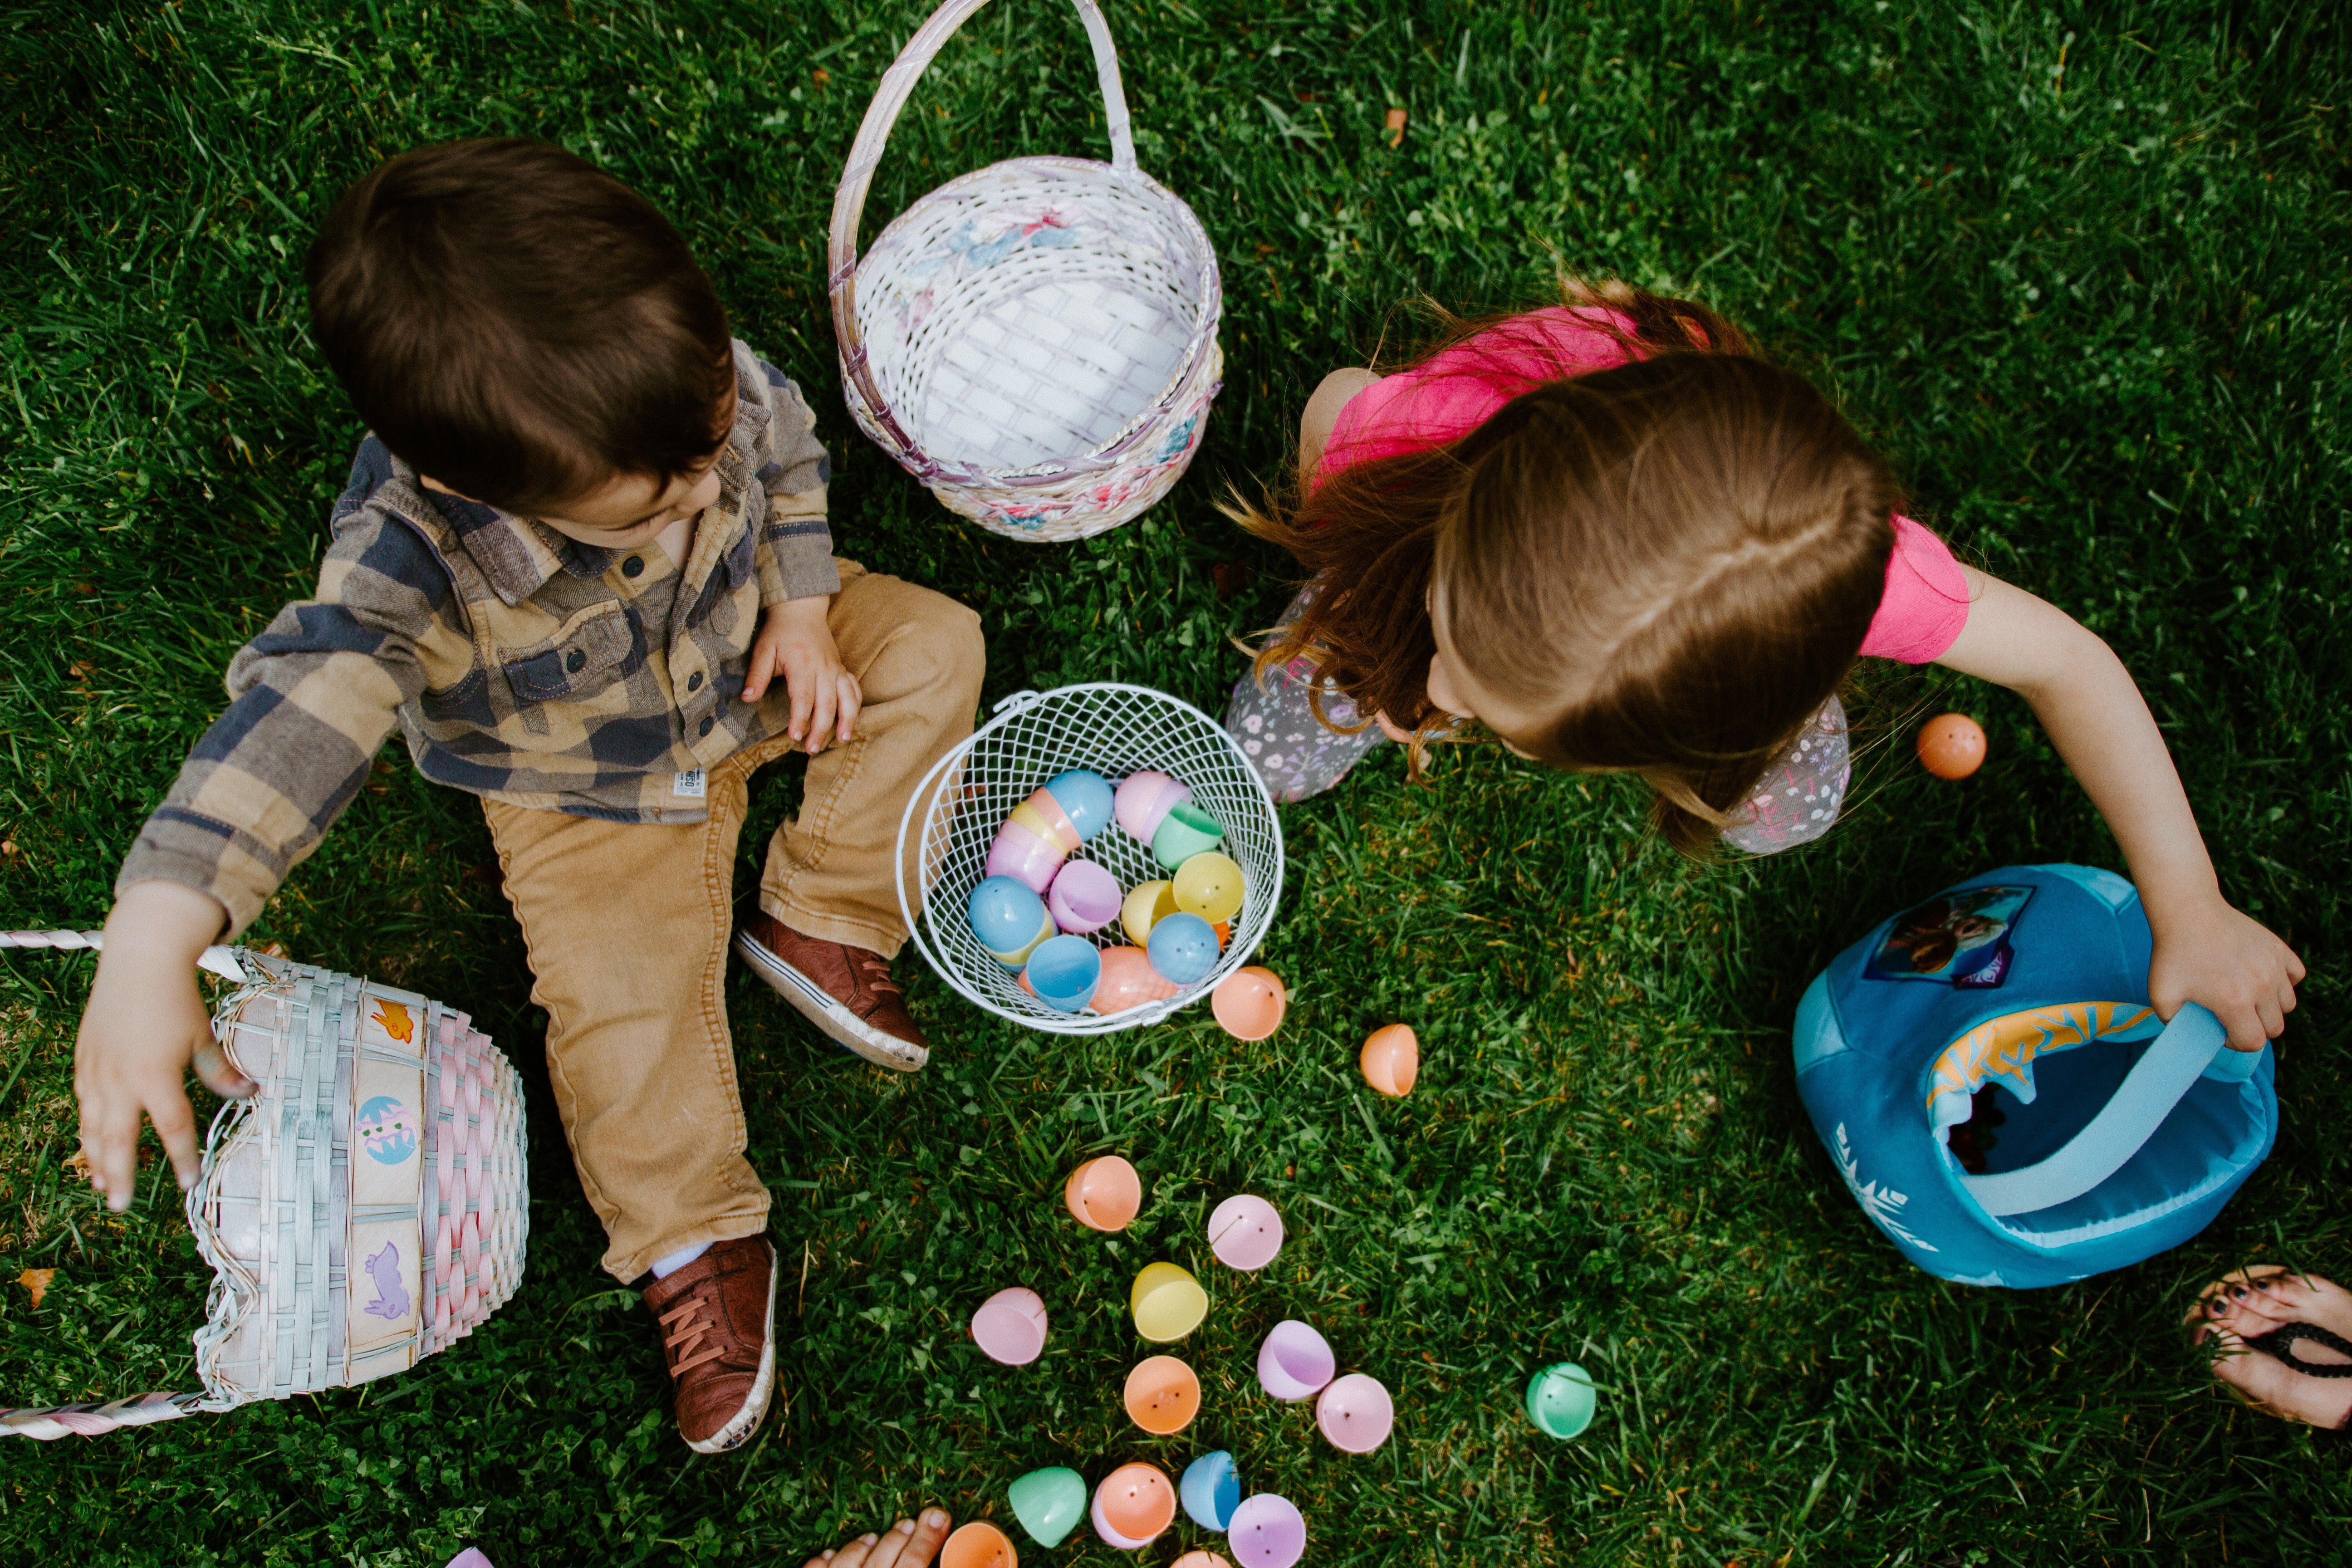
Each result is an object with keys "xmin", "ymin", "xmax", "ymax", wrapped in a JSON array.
[
  {"xmin": 802, "ymin": 1508, "xmax": 951, "ymax": 1568},
  {"xmin": 74, "ymin": 881, "xmax": 253, "ymax": 1210},
  {"xmin": 2147, "ymin": 892, "xmax": 2304, "ymax": 1052},
  {"xmin": 744, "ymin": 595, "xmax": 860, "ymax": 754}
]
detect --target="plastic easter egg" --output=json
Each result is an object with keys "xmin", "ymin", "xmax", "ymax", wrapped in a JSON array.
[
  {"xmin": 1152, "ymin": 801, "xmax": 1225, "ymax": 871},
  {"xmin": 1207, "ymin": 1194, "xmax": 1284, "ymax": 1271},
  {"xmin": 1225, "ymin": 1494, "xmax": 1307, "ymax": 1568},
  {"xmin": 1008, "ymin": 1466, "xmax": 1088, "ymax": 1549},
  {"xmin": 970, "ymin": 1286, "xmax": 1049, "ymax": 1366},
  {"xmin": 1122, "ymin": 1354, "xmax": 1201, "ymax": 1435},
  {"xmin": 1044, "ymin": 769, "xmax": 1117, "ymax": 841},
  {"xmin": 1525, "ymin": 1361, "xmax": 1598, "ymax": 1439},
  {"xmin": 1361, "ymin": 1023, "xmax": 1419, "ymax": 1097},
  {"xmin": 987, "ymin": 818, "xmax": 1066, "ymax": 894},
  {"xmin": 1179, "ymin": 1450, "xmax": 1241, "ymax": 1532},
  {"xmin": 1115, "ymin": 770, "xmax": 1191, "ymax": 843},
  {"xmin": 1171, "ymin": 1553, "xmax": 1236, "ymax": 1568},
  {"xmin": 940, "ymin": 1520, "xmax": 1019, "ymax": 1568},
  {"xmin": 1917, "ymin": 712, "xmax": 1988, "ymax": 779},
  {"xmin": 1122, "ymin": 880, "xmax": 1179, "ymax": 946},
  {"xmin": 1130, "ymin": 1261, "xmax": 1209, "ymax": 1342},
  {"xmin": 1013, "ymin": 794, "xmax": 1081, "ymax": 855},
  {"xmin": 1254, "ymin": 1318, "xmax": 1334, "ymax": 1401},
  {"xmin": 1210, "ymin": 967, "xmax": 1285, "ymax": 1041},
  {"xmin": 1026, "ymin": 935, "xmax": 1102, "ymax": 1013},
  {"xmin": 1146, "ymin": 913, "xmax": 1219, "ymax": 987},
  {"xmin": 1046, "ymin": 859, "xmax": 1123, "ymax": 936},
  {"xmin": 1316, "ymin": 1372, "xmax": 1394, "ymax": 1454},
  {"xmin": 1092, "ymin": 1462, "xmax": 1176, "ymax": 1549},
  {"xmin": 1091, "ymin": 946, "xmax": 1181, "ymax": 1015},
  {"xmin": 1172, "ymin": 850, "xmax": 1245, "ymax": 923},
  {"xmin": 970, "ymin": 877, "xmax": 1054, "ymax": 966},
  {"xmin": 1064, "ymin": 1155, "xmax": 1142, "ymax": 1231}
]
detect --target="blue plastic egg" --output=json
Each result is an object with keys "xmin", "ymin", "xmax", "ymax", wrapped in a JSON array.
[
  {"xmin": 969, "ymin": 876, "xmax": 1053, "ymax": 966},
  {"xmin": 1025, "ymin": 935, "xmax": 1102, "ymax": 1013},
  {"xmin": 1043, "ymin": 769, "xmax": 1117, "ymax": 843},
  {"xmin": 1146, "ymin": 911, "xmax": 1219, "ymax": 987},
  {"xmin": 1180, "ymin": 1449, "xmax": 1240, "ymax": 1531}
]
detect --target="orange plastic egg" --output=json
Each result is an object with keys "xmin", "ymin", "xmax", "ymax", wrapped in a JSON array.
[
  {"xmin": 1917, "ymin": 713, "xmax": 1987, "ymax": 779},
  {"xmin": 1361, "ymin": 1024, "xmax": 1419, "ymax": 1097},
  {"xmin": 1063, "ymin": 1155, "xmax": 1143, "ymax": 1231},
  {"xmin": 940, "ymin": 1521, "xmax": 1019, "ymax": 1568},
  {"xmin": 1210, "ymin": 966, "xmax": 1286, "ymax": 1041},
  {"xmin": 1122, "ymin": 1354, "xmax": 1202, "ymax": 1435}
]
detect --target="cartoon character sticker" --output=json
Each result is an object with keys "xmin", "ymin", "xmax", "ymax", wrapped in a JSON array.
[
  {"xmin": 1865, "ymin": 885, "xmax": 2035, "ymax": 989},
  {"xmin": 357, "ymin": 1095, "xmax": 419, "ymax": 1166},
  {"xmin": 361, "ymin": 1241, "xmax": 412, "ymax": 1322},
  {"xmin": 371, "ymin": 999, "xmax": 415, "ymax": 1046}
]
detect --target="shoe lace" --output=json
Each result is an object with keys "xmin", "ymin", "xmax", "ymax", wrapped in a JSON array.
[
  {"xmin": 851, "ymin": 951, "xmax": 899, "ymax": 996},
  {"xmin": 659, "ymin": 1290, "xmax": 728, "ymax": 1377}
]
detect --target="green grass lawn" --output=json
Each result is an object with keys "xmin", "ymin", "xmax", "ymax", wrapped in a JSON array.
[{"xmin": 3, "ymin": 0, "xmax": 2348, "ymax": 1561}]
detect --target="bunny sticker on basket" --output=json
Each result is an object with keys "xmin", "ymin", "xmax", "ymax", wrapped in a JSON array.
[{"xmin": 0, "ymin": 932, "xmax": 528, "ymax": 1441}]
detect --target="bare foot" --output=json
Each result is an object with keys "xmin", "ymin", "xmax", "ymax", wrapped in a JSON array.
[
  {"xmin": 2185, "ymin": 1266, "xmax": 2352, "ymax": 1430},
  {"xmin": 801, "ymin": 1508, "xmax": 952, "ymax": 1568}
]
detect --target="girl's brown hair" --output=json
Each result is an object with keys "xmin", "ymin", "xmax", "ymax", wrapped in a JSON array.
[{"xmin": 1233, "ymin": 283, "xmax": 1901, "ymax": 855}]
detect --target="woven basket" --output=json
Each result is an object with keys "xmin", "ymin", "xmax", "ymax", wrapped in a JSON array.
[
  {"xmin": 828, "ymin": 0, "xmax": 1223, "ymax": 542},
  {"xmin": 896, "ymin": 684, "xmax": 1284, "ymax": 1034},
  {"xmin": 0, "ymin": 936, "xmax": 528, "ymax": 1440}
]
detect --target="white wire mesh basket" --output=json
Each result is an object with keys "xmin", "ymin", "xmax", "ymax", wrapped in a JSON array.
[
  {"xmin": 828, "ymin": 0, "xmax": 1223, "ymax": 542},
  {"xmin": 0, "ymin": 936, "xmax": 527, "ymax": 1441},
  {"xmin": 897, "ymin": 684, "xmax": 1283, "ymax": 1033}
]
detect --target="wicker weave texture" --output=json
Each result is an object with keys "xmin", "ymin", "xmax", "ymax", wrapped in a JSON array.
[
  {"xmin": 0, "ymin": 936, "xmax": 529, "ymax": 1439},
  {"xmin": 185, "ymin": 955, "xmax": 528, "ymax": 1411},
  {"xmin": 896, "ymin": 684, "xmax": 1284, "ymax": 1034},
  {"xmin": 830, "ymin": 0, "xmax": 1221, "ymax": 542}
]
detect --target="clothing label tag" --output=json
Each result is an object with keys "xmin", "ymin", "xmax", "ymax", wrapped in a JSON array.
[{"xmin": 672, "ymin": 769, "xmax": 706, "ymax": 800}]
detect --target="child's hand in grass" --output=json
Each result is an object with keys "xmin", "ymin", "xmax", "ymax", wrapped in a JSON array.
[
  {"xmin": 744, "ymin": 594, "xmax": 861, "ymax": 754},
  {"xmin": 801, "ymin": 1508, "xmax": 951, "ymax": 1568},
  {"xmin": 2148, "ymin": 893, "xmax": 2304, "ymax": 1051},
  {"xmin": 73, "ymin": 881, "xmax": 254, "ymax": 1210}
]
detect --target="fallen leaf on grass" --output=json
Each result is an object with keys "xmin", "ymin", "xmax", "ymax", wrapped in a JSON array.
[
  {"xmin": 18, "ymin": 1268, "xmax": 54, "ymax": 1308},
  {"xmin": 62, "ymin": 1150, "xmax": 90, "ymax": 1181},
  {"xmin": 1384, "ymin": 107, "xmax": 1408, "ymax": 147}
]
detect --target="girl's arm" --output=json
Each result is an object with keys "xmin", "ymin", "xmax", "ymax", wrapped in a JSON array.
[{"xmin": 1936, "ymin": 569, "xmax": 2303, "ymax": 1049}]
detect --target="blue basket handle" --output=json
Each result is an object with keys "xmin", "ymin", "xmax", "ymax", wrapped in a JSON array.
[{"xmin": 1960, "ymin": 1002, "xmax": 2259, "ymax": 1217}]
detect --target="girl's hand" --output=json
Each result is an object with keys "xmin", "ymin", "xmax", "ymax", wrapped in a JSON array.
[
  {"xmin": 744, "ymin": 595, "xmax": 861, "ymax": 754},
  {"xmin": 2147, "ymin": 893, "xmax": 2304, "ymax": 1051},
  {"xmin": 802, "ymin": 1509, "xmax": 951, "ymax": 1568}
]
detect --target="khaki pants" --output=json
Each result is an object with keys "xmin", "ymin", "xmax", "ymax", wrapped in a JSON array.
[{"xmin": 483, "ymin": 561, "xmax": 984, "ymax": 1280}]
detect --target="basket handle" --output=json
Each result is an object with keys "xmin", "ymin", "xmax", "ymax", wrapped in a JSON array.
[
  {"xmin": 827, "ymin": 0, "xmax": 1140, "ymax": 446},
  {"xmin": 2, "ymin": 927, "xmax": 248, "ymax": 983},
  {"xmin": 1961, "ymin": 1002, "xmax": 2254, "ymax": 1217}
]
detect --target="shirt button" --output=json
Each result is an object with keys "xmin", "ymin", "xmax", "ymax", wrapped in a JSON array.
[
  {"xmin": 622, "ymin": 556, "xmax": 645, "ymax": 578},
  {"xmin": 686, "ymin": 671, "xmax": 703, "ymax": 692},
  {"xmin": 698, "ymin": 715, "xmax": 715, "ymax": 737},
  {"xmin": 565, "ymin": 649, "xmax": 586, "ymax": 673}
]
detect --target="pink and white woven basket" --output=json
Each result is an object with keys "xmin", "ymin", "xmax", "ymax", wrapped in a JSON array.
[
  {"xmin": 828, "ymin": 0, "xmax": 1223, "ymax": 541},
  {"xmin": 0, "ymin": 934, "xmax": 528, "ymax": 1440}
]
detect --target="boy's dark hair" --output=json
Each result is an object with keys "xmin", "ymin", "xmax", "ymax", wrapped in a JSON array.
[{"xmin": 307, "ymin": 138, "xmax": 734, "ymax": 515}]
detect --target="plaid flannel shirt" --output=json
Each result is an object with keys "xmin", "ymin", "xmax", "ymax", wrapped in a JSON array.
[{"xmin": 119, "ymin": 341, "xmax": 840, "ymax": 936}]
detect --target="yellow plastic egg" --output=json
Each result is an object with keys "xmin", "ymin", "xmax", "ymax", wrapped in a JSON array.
[
  {"xmin": 1130, "ymin": 1261, "xmax": 1209, "ymax": 1342},
  {"xmin": 1171, "ymin": 851, "xmax": 1245, "ymax": 924},
  {"xmin": 1122, "ymin": 880, "xmax": 1179, "ymax": 947}
]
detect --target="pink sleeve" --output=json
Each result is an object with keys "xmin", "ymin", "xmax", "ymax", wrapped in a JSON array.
[
  {"xmin": 1316, "ymin": 309, "xmax": 1641, "ymax": 484},
  {"xmin": 1858, "ymin": 516, "xmax": 1971, "ymax": 663}
]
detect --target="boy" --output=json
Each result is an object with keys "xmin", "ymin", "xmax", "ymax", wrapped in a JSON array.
[{"xmin": 69, "ymin": 139, "xmax": 985, "ymax": 1453}]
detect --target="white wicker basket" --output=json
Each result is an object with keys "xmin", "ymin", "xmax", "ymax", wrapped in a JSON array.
[
  {"xmin": 896, "ymin": 685, "xmax": 1284, "ymax": 1033},
  {"xmin": 0, "ymin": 936, "xmax": 528, "ymax": 1440},
  {"xmin": 828, "ymin": 0, "xmax": 1223, "ymax": 542}
]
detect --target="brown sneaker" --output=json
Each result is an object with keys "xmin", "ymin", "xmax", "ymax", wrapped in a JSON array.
[
  {"xmin": 641, "ymin": 1235, "xmax": 778, "ymax": 1454},
  {"xmin": 735, "ymin": 910, "xmax": 930, "ymax": 1072}
]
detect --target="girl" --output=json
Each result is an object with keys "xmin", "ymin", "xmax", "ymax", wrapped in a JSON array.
[{"xmin": 1225, "ymin": 283, "xmax": 2300, "ymax": 1050}]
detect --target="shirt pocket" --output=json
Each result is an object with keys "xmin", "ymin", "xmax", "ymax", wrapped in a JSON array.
[{"xmin": 499, "ymin": 603, "xmax": 637, "ymax": 706}]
